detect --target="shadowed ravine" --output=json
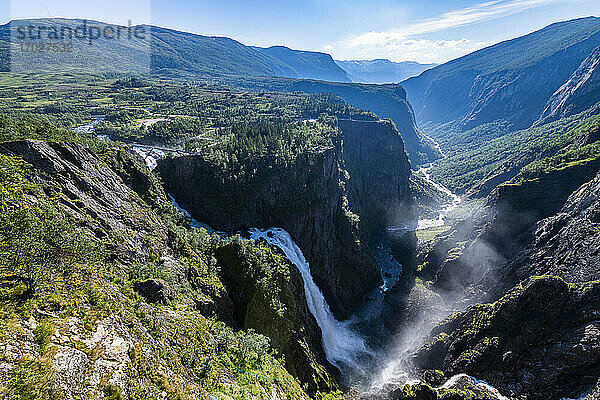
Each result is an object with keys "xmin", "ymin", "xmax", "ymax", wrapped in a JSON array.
[{"xmin": 169, "ymin": 170, "xmax": 508, "ymax": 399}]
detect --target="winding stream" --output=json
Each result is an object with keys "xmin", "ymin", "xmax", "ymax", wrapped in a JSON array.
[
  {"xmin": 416, "ymin": 163, "xmax": 462, "ymax": 229},
  {"xmin": 416, "ymin": 134, "xmax": 462, "ymax": 229}
]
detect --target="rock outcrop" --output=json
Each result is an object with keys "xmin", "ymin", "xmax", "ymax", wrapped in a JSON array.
[
  {"xmin": 413, "ymin": 276, "xmax": 600, "ymax": 400},
  {"xmin": 133, "ymin": 279, "xmax": 173, "ymax": 304},
  {"xmin": 499, "ymin": 169, "xmax": 600, "ymax": 291},
  {"xmin": 289, "ymin": 80, "xmax": 440, "ymax": 165}
]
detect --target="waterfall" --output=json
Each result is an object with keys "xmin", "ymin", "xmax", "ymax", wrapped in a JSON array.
[
  {"xmin": 249, "ymin": 227, "xmax": 373, "ymax": 370},
  {"xmin": 169, "ymin": 198, "xmax": 510, "ymax": 399}
]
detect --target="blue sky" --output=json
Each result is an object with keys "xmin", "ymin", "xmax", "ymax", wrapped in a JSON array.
[{"xmin": 4, "ymin": 0, "xmax": 600, "ymax": 63}]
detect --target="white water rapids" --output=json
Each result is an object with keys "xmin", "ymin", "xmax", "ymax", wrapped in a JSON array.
[{"xmin": 416, "ymin": 163, "xmax": 461, "ymax": 230}]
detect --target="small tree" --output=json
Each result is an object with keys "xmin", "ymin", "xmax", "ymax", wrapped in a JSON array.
[{"xmin": 0, "ymin": 203, "xmax": 104, "ymax": 297}]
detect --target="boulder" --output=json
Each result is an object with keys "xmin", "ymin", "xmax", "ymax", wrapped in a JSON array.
[{"xmin": 133, "ymin": 279, "xmax": 173, "ymax": 304}]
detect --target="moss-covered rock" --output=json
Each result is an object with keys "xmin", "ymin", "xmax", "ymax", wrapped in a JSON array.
[
  {"xmin": 215, "ymin": 239, "xmax": 338, "ymax": 394},
  {"xmin": 413, "ymin": 276, "xmax": 600, "ymax": 399}
]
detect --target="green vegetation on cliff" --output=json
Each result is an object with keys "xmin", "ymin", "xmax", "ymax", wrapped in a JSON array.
[
  {"xmin": 414, "ymin": 276, "xmax": 600, "ymax": 399},
  {"xmin": 0, "ymin": 115, "xmax": 340, "ymax": 399},
  {"xmin": 428, "ymin": 106, "xmax": 600, "ymax": 195}
]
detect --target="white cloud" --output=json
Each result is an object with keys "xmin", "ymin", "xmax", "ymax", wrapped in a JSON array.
[
  {"xmin": 334, "ymin": 0, "xmax": 582, "ymax": 63},
  {"xmin": 336, "ymin": 38, "xmax": 490, "ymax": 64},
  {"xmin": 351, "ymin": 0, "xmax": 569, "ymax": 46}
]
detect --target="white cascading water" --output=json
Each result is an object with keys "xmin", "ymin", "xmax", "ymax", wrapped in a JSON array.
[
  {"xmin": 249, "ymin": 227, "xmax": 373, "ymax": 370},
  {"xmin": 439, "ymin": 374, "xmax": 509, "ymax": 400}
]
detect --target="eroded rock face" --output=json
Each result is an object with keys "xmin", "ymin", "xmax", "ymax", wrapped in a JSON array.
[
  {"xmin": 0, "ymin": 140, "xmax": 173, "ymax": 264},
  {"xmin": 540, "ymin": 44, "xmax": 600, "ymax": 122},
  {"xmin": 500, "ymin": 170, "xmax": 600, "ymax": 290},
  {"xmin": 413, "ymin": 277, "xmax": 600, "ymax": 400},
  {"xmin": 1, "ymin": 315, "xmax": 138, "ymax": 399}
]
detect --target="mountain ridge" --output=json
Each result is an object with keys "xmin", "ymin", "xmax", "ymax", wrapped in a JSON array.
[
  {"xmin": 1, "ymin": 18, "xmax": 351, "ymax": 82},
  {"xmin": 402, "ymin": 16, "xmax": 600, "ymax": 130},
  {"xmin": 335, "ymin": 59, "xmax": 436, "ymax": 84}
]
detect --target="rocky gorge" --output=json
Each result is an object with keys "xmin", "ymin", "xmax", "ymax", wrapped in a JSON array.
[
  {"xmin": 155, "ymin": 118, "xmax": 415, "ymax": 321},
  {"xmin": 3, "ymin": 16, "xmax": 600, "ymax": 400}
]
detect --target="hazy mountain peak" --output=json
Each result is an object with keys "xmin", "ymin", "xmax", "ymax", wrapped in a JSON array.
[{"xmin": 335, "ymin": 59, "xmax": 437, "ymax": 84}]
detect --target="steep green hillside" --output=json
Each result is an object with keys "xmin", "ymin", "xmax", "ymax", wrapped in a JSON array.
[
  {"xmin": 257, "ymin": 46, "xmax": 350, "ymax": 82},
  {"xmin": 0, "ymin": 18, "xmax": 349, "ymax": 82},
  {"xmin": 428, "ymin": 103, "xmax": 600, "ymax": 195},
  {"xmin": 403, "ymin": 17, "xmax": 600, "ymax": 130}
]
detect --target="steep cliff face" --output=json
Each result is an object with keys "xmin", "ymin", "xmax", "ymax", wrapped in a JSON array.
[
  {"xmin": 339, "ymin": 119, "xmax": 414, "ymax": 230},
  {"xmin": 499, "ymin": 169, "xmax": 600, "ymax": 291},
  {"xmin": 289, "ymin": 80, "xmax": 439, "ymax": 165},
  {"xmin": 156, "ymin": 119, "xmax": 414, "ymax": 319},
  {"xmin": 413, "ymin": 276, "xmax": 600, "ymax": 400},
  {"xmin": 402, "ymin": 17, "xmax": 600, "ymax": 130},
  {"xmin": 539, "ymin": 44, "xmax": 600, "ymax": 122}
]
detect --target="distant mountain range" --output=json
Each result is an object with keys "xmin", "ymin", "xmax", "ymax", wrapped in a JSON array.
[
  {"xmin": 0, "ymin": 19, "xmax": 351, "ymax": 82},
  {"xmin": 1, "ymin": 19, "xmax": 435, "ymax": 84},
  {"xmin": 335, "ymin": 59, "xmax": 436, "ymax": 84},
  {"xmin": 402, "ymin": 16, "xmax": 600, "ymax": 131},
  {"xmin": 0, "ymin": 17, "xmax": 443, "ymax": 164}
]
